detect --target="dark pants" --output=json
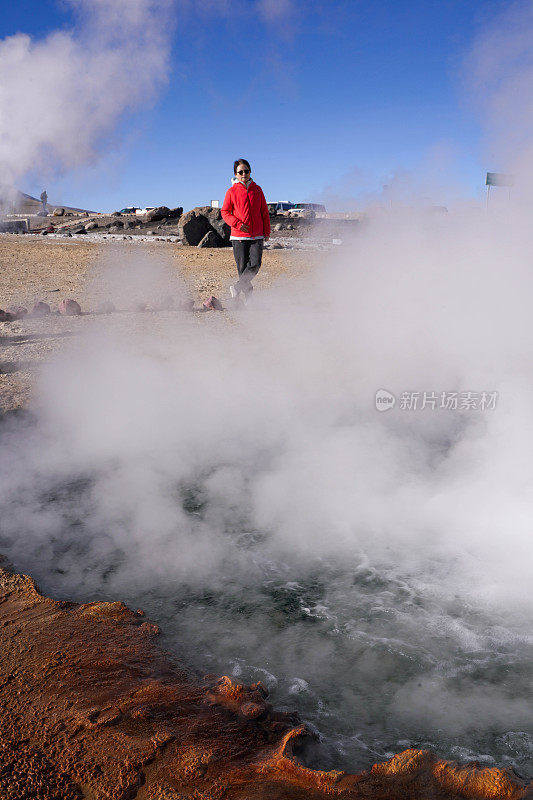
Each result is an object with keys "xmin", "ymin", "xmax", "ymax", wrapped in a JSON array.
[{"xmin": 232, "ymin": 238, "xmax": 263, "ymax": 295}]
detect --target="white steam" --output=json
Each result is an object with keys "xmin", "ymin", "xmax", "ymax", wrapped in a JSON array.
[{"xmin": 0, "ymin": 0, "xmax": 173, "ymax": 187}]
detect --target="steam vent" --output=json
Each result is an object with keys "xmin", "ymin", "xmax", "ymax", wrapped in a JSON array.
[{"xmin": 1, "ymin": 562, "xmax": 531, "ymax": 799}]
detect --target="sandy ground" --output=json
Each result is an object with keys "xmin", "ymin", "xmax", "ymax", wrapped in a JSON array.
[{"xmin": 0, "ymin": 236, "xmax": 315, "ymax": 414}]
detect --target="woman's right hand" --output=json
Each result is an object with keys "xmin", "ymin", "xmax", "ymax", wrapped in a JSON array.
[{"xmin": 240, "ymin": 223, "xmax": 250, "ymax": 233}]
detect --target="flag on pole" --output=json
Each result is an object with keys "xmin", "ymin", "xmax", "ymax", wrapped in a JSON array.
[{"xmin": 486, "ymin": 172, "xmax": 514, "ymax": 187}]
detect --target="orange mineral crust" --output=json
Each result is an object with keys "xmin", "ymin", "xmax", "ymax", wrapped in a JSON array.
[{"xmin": 0, "ymin": 564, "xmax": 531, "ymax": 800}]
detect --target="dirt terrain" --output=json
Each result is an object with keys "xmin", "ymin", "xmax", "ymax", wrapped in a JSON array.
[{"xmin": 0, "ymin": 236, "xmax": 314, "ymax": 414}]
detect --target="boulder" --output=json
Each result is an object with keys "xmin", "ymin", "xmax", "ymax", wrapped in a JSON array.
[
  {"xmin": 32, "ymin": 301, "xmax": 51, "ymax": 317},
  {"xmin": 0, "ymin": 310, "xmax": 14, "ymax": 322},
  {"xmin": 270, "ymin": 242, "xmax": 283, "ymax": 249},
  {"xmin": 145, "ymin": 206, "xmax": 170, "ymax": 223},
  {"xmin": 198, "ymin": 230, "xmax": 223, "ymax": 248},
  {"xmin": 96, "ymin": 301, "xmax": 116, "ymax": 314},
  {"xmin": 85, "ymin": 221, "xmax": 98, "ymax": 231},
  {"xmin": 111, "ymin": 211, "xmax": 122, "ymax": 217},
  {"xmin": 70, "ymin": 225, "xmax": 87, "ymax": 235},
  {"xmin": 52, "ymin": 208, "xmax": 65, "ymax": 216},
  {"xmin": 7, "ymin": 305, "xmax": 28, "ymax": 320},
  {"xmin": 145, "ymin": 206, "xmax": 182, "ymax": 222},
  {"xmin": 178, "ymin": 210, "xmax": 211, "ymax": 246},
  {"xmin": 193, "ymin": 206, "xmax": 231, "ymax": 243},
  {"xmin": 274, "ymin": 222, "xmax": 284, "ymax": 231},
  {"xmin": 106, "ymin": 219, "xmax": 123, "ymax": 229},
  {"xmin": 59, "ymin": 299, "xmax": 81, "ymax": 316}
]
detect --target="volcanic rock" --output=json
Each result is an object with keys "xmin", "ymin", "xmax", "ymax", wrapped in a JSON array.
[
  {"xmin": 0, "ymin": 561, "xmax": 530, "ymax": 800},
  {"xmin": 203, "ymin": 295, "xmax": 223, "ymax": 310},
  {"xmin": 198, "ymin": 230, "xmax": 222, "ymax": 248},
  {"xmin": 146, "ymin": 206, "xmax": 183, "ymax": 223},
  {"xmin": 85, "ymin": 221, "xmax": 99, "ymax": 231},
  {"xmin": 275, "ymin": 222, "xmax": 284, "ymax": 231},
  {"xmin": 7, "ymin": 305, "xmax": 28, "ymax": 320},
  {"xmin": 106, "ymin": 219, "xmax": 123, "ymax": 229},
  {"xmin": 178, "ymin": 209, "xmax": 212, "ymax": 246},
  {"xmin": 70, "ymin": 224, "xmax": 87, "ymax": 234},
  {"xmin": 59, "ymin": 299, "xmax": 82, "ymax": 316},
  {"xmin": 52, "ymin": 207, "xmax": 65, "ymax": 216},
  {"xmin": 32, "ymin": 301, "xmax": 51, "ymax": 317},
  {"xmin": 193, "ymin": 206, "xmax": 231, "ymax": 243}
]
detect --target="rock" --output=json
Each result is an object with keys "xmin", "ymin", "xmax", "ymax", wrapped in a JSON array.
[
  {"xmin": 96, "ymin": 301, "xmax": 116, "ymax": 314},
  {"xmin": 193, "ymin": 206, "xmax": 231, "ymax": 243},
  {"xmin": 198, "ymin": 230, "xmax": 222, "ymax": 248},
  {"xmin": 275, "ymin": 223, "xmax": 284, "ymax": 231},
  {"xmin": 145, "ymin": 206, "xmax": 182, "ymax": 222},
  {"xmin": 270, "ymin": 242, "xmax": 283, "ymax": 249},
  {"xmin": 52, "ymin": 207, "xmax": 65, "ymax": 216},
  {"xmin": 202, "ymin": 295, "xmax": 223, "ymax": 310},
  {"xmin": 0, "ymin": 310, "xmax": 14, "ymax": 322},
  {"xmin": 85, "ymin": 221, "xmax": 98, "ymax": 231},
  {"xmin": 123, "ymin": 220, "xmax": 134, "ymax": 229},
  {"xmin": 59, "ymin": 299, "xmax": 81, "ymax": 316},
  {"xmin": 70, "ymin": 225, "xmax": 87, "ymax": 235},
  {"xmin": 32, "ymin": 301, "xmax": 51, "ymax": 317},
  {"xmin": 0, "ymin": 220, "xmax": 27, "ymax": 233},
  {"xmin": 178, "ymin": 210, "xmax": 212, "ymax": 246},
  {"xmin": 112, "ymin": 211, "xmax": 122, "ymax": 216},
  {"xmin": 145, "ymin": 206, "xmax": 170, "ymax": 223},
  {"xmin": 7, "ymin": 305, "xmax": 28, "ymax": 320},
  {"xmin": 106, "ymin": 219, "xmax": 123, "ymax": 229}
]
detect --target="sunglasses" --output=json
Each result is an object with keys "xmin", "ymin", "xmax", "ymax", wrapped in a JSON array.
[{"xmin": 237, "ymin": 169, "xmax": 250, "ymax": 175}]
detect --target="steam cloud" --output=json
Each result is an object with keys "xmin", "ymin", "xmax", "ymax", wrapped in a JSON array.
[{"xmin": 0, "ymin": 0, "xmax": 173, "ymax": 188}]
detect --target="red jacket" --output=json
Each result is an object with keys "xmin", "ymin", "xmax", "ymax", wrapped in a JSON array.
[{"xmin": 221, "ymin": 180, "xmax": 271, "ymax": 239}]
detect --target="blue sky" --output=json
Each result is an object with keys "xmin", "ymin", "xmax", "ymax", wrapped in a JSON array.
[{"xmin": 2, "ymin": 0, "xmax": 509, "ymax": 211}]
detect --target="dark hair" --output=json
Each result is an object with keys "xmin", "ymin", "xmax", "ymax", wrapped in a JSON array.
[{"xmin": 234, "ymin": 158, "xmax": 251, "ymax": 174}]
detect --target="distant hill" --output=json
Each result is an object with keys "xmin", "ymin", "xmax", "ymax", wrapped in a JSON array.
[{"xmin": 0, "ymin": 188, "xmax": 94, "ymax": 215}]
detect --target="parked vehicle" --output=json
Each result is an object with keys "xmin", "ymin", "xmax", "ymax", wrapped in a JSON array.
[
  {"xmin": 118, "ymin": 207, "xmax": 138, "ymax": 214},
  {"xmin": 267, "ymin": 201, "xmax": 295, "ymax": 214},
  {"xmin": 296, "ymin": 202, "xmax": 326, "ymax": 213}
]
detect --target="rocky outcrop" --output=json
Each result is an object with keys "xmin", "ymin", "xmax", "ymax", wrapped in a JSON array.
[
  {"xmin": 0, "ymin": 562, "xmax": 530, "ymax": 800},
  {"xmin": 146, "ymin": 206, "xmax": 183, "ymax": 223}
]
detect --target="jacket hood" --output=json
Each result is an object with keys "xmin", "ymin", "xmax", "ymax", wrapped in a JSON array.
[{"xmin": 232, "ymin": 177, "xmax": 253, "ymax": 186}]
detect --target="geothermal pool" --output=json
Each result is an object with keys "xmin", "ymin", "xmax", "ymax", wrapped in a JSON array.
[{"xmin": 1, "ymin": 415, "xmax": 531, "ymax": 780}]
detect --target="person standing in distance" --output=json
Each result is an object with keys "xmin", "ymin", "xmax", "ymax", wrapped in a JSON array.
[{"xmin": 221, "ymin": 159, "xmax": 270, "ymax": 301}]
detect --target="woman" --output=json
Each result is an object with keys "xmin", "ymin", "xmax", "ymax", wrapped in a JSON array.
[{"xmin": 221, "ymin": 159, "xmax": 270, "ymax": 300}]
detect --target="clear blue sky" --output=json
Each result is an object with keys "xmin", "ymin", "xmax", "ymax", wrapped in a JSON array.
[{"xmin": 2, "ymin": 1, "xmax": 508, "ymax": 211}]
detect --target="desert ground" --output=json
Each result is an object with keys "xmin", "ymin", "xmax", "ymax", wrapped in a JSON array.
[{"xmin": 0, "ymin": 236, "xmax": 315, "ymax": 414}]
